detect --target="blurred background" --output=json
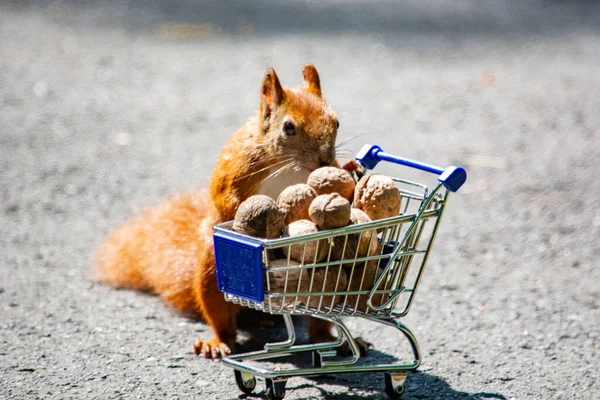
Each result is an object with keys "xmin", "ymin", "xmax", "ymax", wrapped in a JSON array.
[{"xmin": 1, "ymin": 1, "xmax": 599, "ymax": 399}]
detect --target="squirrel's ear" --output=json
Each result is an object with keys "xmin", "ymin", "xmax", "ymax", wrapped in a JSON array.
[
  {"xmin": 260, "ymin": 68, "xmax": 285, "ymax": 121},
  {"xmin": 302, "ymin": 64, "xmax": 322, "ymax": 98}
]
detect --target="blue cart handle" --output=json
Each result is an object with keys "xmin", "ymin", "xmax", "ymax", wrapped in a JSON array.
[{"xmin": 355, "ymin": 144, "xmax": 467, "ymax": 192}]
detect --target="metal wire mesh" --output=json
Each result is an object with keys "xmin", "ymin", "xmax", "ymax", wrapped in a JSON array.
[{"xmin": 215, "ymin": 175, "xmax": 449, "ymax": 318}]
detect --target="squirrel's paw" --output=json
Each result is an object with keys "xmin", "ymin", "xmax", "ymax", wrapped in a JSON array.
[
  {"xmin": 337, "ymin": 336, "xmax": 373, "ymax": 357},
  {"xmin": 342, "ymin": 159, "xmax": 365, "ymax": 180},
  {"xmin": 193, "ymin": 337, "xmax": 233, "ymax": 359}
]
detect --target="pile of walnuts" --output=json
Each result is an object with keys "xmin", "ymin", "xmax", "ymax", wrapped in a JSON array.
[{"xmin": 232, "ymin": 166, "xmax": 402, "ymax": 311}]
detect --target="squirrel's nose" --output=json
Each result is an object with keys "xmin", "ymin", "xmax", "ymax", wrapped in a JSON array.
[{"xmin": 319, "ymin": 147, "xmax": 334, "ymax": 167}]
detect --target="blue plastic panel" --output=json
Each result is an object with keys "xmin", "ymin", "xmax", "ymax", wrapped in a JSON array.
[
  {"xmin": 213, "ymin": 231, "xmax": 265, "ymax": 303},
  {"xmin": 437, "ymin": 165, "xmax": 467, "ymax": 193}
]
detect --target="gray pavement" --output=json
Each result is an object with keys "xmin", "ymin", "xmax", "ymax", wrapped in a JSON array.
[{"xmin": 1, "ymin": 1, "xmax": 599, "ymax": 399}]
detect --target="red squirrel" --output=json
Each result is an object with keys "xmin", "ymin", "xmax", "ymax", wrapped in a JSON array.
[{"xmin": 95, "ymin": 65, "xmax": 369, "ymax": 359}]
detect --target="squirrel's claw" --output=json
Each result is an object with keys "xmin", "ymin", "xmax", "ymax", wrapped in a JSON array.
[
  {"xmin": 342, "ymin": 159, "xmax": 365, "ymax": 181},
  {"xmin": 308, "ymin": 323, "xmax": 373, "ymax": 358},
  {"xmin": 355, "ymin": 336, "xmax": 374, "ymax": 356},
  {"xmin": 194, "ymin": 337, "xmax": 233, "ymax": 359},
  {"xmin": 337, "ymin": 336, "xmax": 373, "ymax": 357}
]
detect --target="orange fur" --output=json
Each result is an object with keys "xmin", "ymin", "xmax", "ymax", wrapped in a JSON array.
[
  {"xmin": 96, "ymin": 190, "xmax": 214, "ymax": 313},
  {"xmin": 95, "ymin": 65, "xmax": 357, "ymax": 358}
]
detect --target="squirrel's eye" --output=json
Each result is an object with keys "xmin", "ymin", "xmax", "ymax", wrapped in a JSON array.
[
  {"xmin": 283, "ymin": 121, "xmax": 295, "ymax": 136},
  {"xmin": 336, "ymin": 121, "xmax": 340, "ymax": 129}
]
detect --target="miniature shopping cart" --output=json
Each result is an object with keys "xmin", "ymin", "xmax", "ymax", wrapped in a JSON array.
[{"xmin": 212, "ymin": 144, "xmax": 466, "ymax": 399}]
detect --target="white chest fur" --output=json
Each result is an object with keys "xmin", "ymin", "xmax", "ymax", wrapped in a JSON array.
[{"xmin": 257, "ymin": 167, "xmax": 312, "ymax": 200}]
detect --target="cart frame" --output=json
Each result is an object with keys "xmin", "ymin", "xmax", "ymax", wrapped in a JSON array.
[{"xmin": 212, "ymin": 144, "xmax": 466, "ymax": 399}]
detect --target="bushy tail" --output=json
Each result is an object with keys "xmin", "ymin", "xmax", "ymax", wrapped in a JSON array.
[
  {"xmin": 93, "ymin": 190, "xmax": 214, "ymax": 306},
  {"xmin": 94, "ymin": 218, "xmax": 152, "ymax": 291}
]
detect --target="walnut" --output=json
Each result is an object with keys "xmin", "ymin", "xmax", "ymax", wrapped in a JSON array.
[
  {"xmin": 308, "ymin": 193, "xmax": 351, "ymax": 230},
  {"xmin": 267, "ymin": 259, "xmax": 309, "ymax": 308},
  {"xmin": 282, "ymin": 220, "xmax": 329, "ymax": 263},
  {"xmin": 330, "ymin": 208, "xmax": 379, "ymax": 263},
  {"xmin": 232, "ymin": 195, "xmax": 285, "ymax": 238},
  {"xmin": 301, "ymin": 266, "xmax": 348, "ymax": 309},
  {"xmin": 266, "ymin": 261, "xmax": 348, "ymax": 309},
  {"xmin": 354, "ymin": 174, "xmax": 401, "ymax": 221},
  {"xmin": 277, "ymin": 184, "xmax": 318, "ymax": 225},
  {"xmin": 307, "ymin": 166, "xmax": 356, "ymax": 202},
  {"xmin": 344, "ymin": 260, "xmax": 390, "ymax": 312}
]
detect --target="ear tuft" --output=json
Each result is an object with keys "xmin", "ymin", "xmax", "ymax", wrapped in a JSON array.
[
  {"xmin": 302, "ymin": 64, "xmax": 322, "ymax": 98},
  {"xmin": 261, "ymin": 68, "xmax": 285, "ymax": 114},
  {"xmin": 259, "ymin": 68, "xmax": 285, "ymax": 131}
]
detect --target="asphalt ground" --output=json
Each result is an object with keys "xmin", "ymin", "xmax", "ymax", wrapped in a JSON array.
[{"xmin": 1, "ymin": 1, "xmax": 599, "ymax": 399}]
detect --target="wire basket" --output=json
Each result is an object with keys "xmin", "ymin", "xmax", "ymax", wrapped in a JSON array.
[{"xmin": 214, "ymin": 144, "xmax": 465, "ymax": 319}]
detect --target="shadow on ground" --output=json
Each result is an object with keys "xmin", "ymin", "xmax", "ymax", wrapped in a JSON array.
[
  {"xmin": 228, "ymin": 370, "xmax": 507, "ymax": 400},
  {"xmin": 299, "ymin": 372, "xmax": 507, "ymax": 400},
  {"xmin": 230, "ymin": 311, "xmax": 506, "ymax": 399}
]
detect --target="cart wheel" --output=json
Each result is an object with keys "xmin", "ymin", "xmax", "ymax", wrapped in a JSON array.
[
  {"xmin": 384, "ymin": 372, "xmax": 407, "ymax": 399},
  {"xmin": 265, "ymin": 378, "xmax": 287, "ymax": 400},
  {"xmin": 234, "ymin": 370, "xmax": 256, "ymax": 395}
]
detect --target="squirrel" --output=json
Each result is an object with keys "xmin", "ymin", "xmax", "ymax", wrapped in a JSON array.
[{"xmin": 94, "ymin": 64, "xmax": 370, "ymax": 359}]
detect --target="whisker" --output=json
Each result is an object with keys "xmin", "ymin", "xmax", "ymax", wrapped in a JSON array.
[
  {"xmin": 234, "ymin": 157, "xmax": 295, "ymax": 182},
  {"xmin": 335, "ymin": 151, "xmax": 356, "ymax": 160},
  {"xmin": 270, "ymin": 161, "xmax": 297, "ymax": 181},
  {"xmin": 246, "ymin": 151, "xmax": 292, "ymax": 165},
  {"xmin": 335, "ymin": 133, "xmax": 376, "ymax": 149},
  {"xmin": 245, "ymin": 160, "xmax": 297, "ymax": 195},
  {"xmin": 253, "ymin": 162, "xmax": 294, "ymax": 192}
]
